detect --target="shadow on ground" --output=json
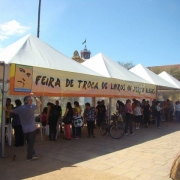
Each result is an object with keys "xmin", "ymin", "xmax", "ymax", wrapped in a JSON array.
[{"xmin": 0, "ymin": 121, "xmax": 179, "ymax": 180}]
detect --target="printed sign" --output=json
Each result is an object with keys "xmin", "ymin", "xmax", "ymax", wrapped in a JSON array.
[{"xmin": 10, "ymin": 64, "xmax": 156, "ymax": 99}]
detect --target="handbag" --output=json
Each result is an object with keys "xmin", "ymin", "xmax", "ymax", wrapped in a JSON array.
[
  {"xmin": 45, "ymin": 125, "xmax": 49, "ymax": 136},
  {"xmin": 73, "ymin": 116, "xmax": 83, "ymax": 127},
  {"xmin": 63, "ymin": 116, "xmax": 72, "ymax": 124}
]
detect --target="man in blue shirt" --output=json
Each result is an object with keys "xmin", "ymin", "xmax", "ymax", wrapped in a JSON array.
[{"xmin": 3, "ymin": 93, "xmax": 41, "ymax": 161}]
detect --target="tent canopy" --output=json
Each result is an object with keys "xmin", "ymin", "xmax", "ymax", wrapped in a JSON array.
[
  {"xmin": 0, "ymin": 34, "xmax": 102, "ymax": 81},
  {"xmin": 158, "ymin": 71, "xmax": 180, "ymax": 89},
  {"xmin": 82, "ymin": 53, "xmax": 151, "ymax": 84},
  {"xmin": 129, "ymin": 64, "xmax": 179, "ymax": 90}
]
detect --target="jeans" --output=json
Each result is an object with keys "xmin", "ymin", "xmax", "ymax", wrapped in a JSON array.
[
  {"xmin": 87, "ymin": 121, "xmax": 94, "ymax": 136},
  {"xmin": 72, "ymin": 125, "xmax": 81, "ymax": 137},
  {"xmin": 124, "ymin": 114, "xmax": 133, "ymax": 134},
  {"xmin": 24, "ymin": 130, "xmax": 36, "ymax": 160}
]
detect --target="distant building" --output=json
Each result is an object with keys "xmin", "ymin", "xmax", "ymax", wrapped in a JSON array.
[
  {"xmin": 80, "ymin": 45, "xmax": 91, "ymax": 60},
  {"xmin": 72, "ymin": 43, "xmax": 91, "ymax": 63},
  {"xmin": 72, "ymin": 50, "xmax": 84, "ymax": 63},
  {"xmin": 148, "ymin": 64, "xmax": 180, "ymax": 81}
]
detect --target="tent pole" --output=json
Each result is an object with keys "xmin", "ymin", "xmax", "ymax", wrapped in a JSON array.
[
  {"xmin": 1, "ymin": 62, "xmax": 8, "ymax": 157},
  {"xmin": 156, "ymin": 86, "xmax": 158, "ymax": 100},
  {"xmin": 109, "ymin": 98, "xmax": 112, "ymax": 120},
  {"xmin": 92, "ymin": 97, "xmax": 96, "ymax": 107}
]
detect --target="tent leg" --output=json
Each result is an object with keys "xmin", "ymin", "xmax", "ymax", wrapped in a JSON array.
[
  {"xmin": 109, "ymin": 98, "xmax": 112, "ymax": 120},
  {"xmin": 1, "ymin": 63, "xmax": 8, "ymax": 157},
  {"xmin": 92, "ymin": 97, "xmax": 96, "ymax": 107}
]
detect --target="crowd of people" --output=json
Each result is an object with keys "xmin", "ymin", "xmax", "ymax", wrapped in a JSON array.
[{"xmin": 2, "ymin": 94, "xmax": 180, "ymax": 161}]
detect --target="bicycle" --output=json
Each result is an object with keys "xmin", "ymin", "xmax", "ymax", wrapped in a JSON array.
[{"xmin": 100, "ymin": 114, "xmax": 124, "ymax": 139}]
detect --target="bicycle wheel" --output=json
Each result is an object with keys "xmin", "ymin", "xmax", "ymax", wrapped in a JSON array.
[
  {"xmin": 100, "ymin": 122, "xmax": 108, "ymax": 136},
  {"xmin": 110, "ymin": 122, "xmax": 124, "ymax": 139}
]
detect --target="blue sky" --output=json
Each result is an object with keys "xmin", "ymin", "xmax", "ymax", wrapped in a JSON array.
[{"xmin": 0, "ymin": 0, "xmax": 179, "ymax": 67}]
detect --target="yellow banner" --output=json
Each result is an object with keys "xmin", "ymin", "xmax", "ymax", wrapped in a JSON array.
[{"xmin": 10, "ymin": 64, "xmax": 156, "ymax": 99}]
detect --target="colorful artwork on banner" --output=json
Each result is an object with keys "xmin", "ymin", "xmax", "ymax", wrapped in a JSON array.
[{"xmin": 10, "ymin": 64, "xmax": 156, "ymax": 99}]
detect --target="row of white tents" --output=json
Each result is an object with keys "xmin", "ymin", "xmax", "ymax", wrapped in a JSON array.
[
  {"xmin": 0, "ymin": 34, "xmax": 179, "ymax": 92},
  {"xmin": 82, "ymin": 54, "xmax": 180, "ymax": 90},
  {"xmin": 0, "ymin": 34, "xmax": 179, "ymax": 157}
]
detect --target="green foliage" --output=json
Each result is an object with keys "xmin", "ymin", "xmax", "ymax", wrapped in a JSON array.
[{"xmin": 118, "ymin": 61, "xmax": 135, "ymax": 70}]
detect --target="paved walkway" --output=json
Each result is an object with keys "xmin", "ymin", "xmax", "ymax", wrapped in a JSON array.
[{"xmin": 0, "ymin": 121, "xmax": 180, "ymax": 180}]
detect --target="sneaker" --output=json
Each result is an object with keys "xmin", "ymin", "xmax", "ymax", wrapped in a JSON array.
[
  {"xmin": 125, "ymin": 133, "xmax": 128, "ymax": 136},
  {"xmin": 131, "ymin": 133, "xmax": 135, "ymax": 135},
  {"xmin": 138, "ymin": 127, "xmax": 140, "ymax": 129},
  {"xmin": 32, "ymin": 155, "xmax": 40, "ymax": 160}
]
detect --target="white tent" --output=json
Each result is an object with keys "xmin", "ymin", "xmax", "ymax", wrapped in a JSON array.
[
  {"xmin": 129, "ymin": 64, "xmax": 179, "ymax": 90},
  {"xmin": 0, "ymin": 34, "xmax": 102, "ymax": 81},
  {"xmin": 0, "ymin": 34, "xmax": 106, "ymax": 157},
  {"xmin": 82, "ymin": 53, "xmax": 150, "ymax": 84},
  {"xmin": 158, "ymin": 71, "xmax": 180, "ymax": 89}
]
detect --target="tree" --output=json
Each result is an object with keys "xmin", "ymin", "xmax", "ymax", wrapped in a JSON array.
[{"xmin": 118, "ymin": 61, "xmax": 135, "ymax": 70}]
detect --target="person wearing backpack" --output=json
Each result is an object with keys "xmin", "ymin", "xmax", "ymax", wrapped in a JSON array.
[{"xmin": 47, "ymin": 101, "xmax": 61, "ymax": 141}]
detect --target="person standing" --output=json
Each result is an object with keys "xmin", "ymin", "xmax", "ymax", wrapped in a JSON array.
[
  {"xmin": 54, "ymin": 100, "xmax": 63, "ymax": 133},
  {"xmin": 175, "ymin": 101, "xmax": 180, "ymax": 123},
  {"xmin": 62, "ymin": 102, "xmax": 73, "ymax": 140},
  {"xmin": 6, "ymin": 98, "xmax": 14, "ymax": 124},
  {"xmin": 164, "ymin": 99, "xmax": 171, "ymax": 122},
  {"xmin": 3, "ymin": 93, "xmax": 41, "ymax": 161},
  {"xmin": 74, "ymin": 101, "xmax": 82, "ymax": 138},
  {"xmin": 84, "ymin": 103, "xmax": 97, "ymax": 138},
  {"xmin": 96, "ymin": 101, "xmax": 106, "ymax": 127},
  {"xmin": 133, "ymin": 101, "xmax": 142, "ymax": 130},
  {"xmin": 156, "ymin": 102, "xmax": 163, "ymax": 128},
  {"xmin": 5, "ymin": 98, "xmax": 14, "ymax": 142},
  {"xmin": 12, "ymin": 99, "xmax": 24, "ymax": 147},
  {"xmin": 143, "ymin": 101, "xmax": 150, "ymax": 128},
  {"xmin": 124, "ymin": 99, "xmax": 134, "ymax": 135},
  {"xmin": 101, "ymin": 100, "xmax": 107, "ymax": 120},
  {"xmin": 47, "ymin": 101, "xmax": 62, "ymax": 141}
]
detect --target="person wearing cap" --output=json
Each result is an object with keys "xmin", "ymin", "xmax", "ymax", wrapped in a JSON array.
[{"xmin": 3, "ymin": 93, "xmax": 41, "ymax": 161}]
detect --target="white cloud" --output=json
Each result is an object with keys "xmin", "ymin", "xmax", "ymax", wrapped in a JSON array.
[{"xmin": 0, "ymin": 20, "xmax": 30, "ymax": 41}]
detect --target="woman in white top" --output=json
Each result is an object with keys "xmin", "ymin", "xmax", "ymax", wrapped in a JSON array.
[{"xmin": 134, "ymin": 101, "xmax": 142, "ymax": 129}]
